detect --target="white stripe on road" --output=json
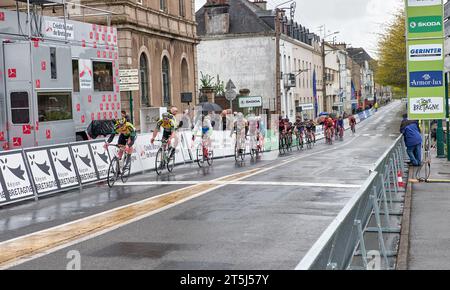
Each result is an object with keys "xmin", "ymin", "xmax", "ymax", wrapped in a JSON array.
[{"xmin": 117, "ymin": 181, "xmax": 361, "ymax": 189}]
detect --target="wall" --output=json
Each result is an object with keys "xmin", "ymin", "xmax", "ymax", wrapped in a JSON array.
[{"xmin": 197, "ymin": 35, "xmax": 276, "ymax": 112}]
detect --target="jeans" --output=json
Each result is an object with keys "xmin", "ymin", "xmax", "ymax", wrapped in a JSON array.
[{"xmin": 407, "ymin": 143, "xmax": 422, "ymax": 166}]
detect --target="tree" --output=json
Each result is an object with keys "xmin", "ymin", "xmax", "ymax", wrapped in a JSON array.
[{"xmin": 375, "ymin": 10, "xmax": 406, "ymax": 96}]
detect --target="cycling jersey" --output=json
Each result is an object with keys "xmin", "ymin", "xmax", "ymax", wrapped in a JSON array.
[
  {"xmin": 156, "ymin": 118, "xmax": 176, "ymax": 132},
  {"xmin": 107, "ymin": 121, "xmax": 137, "ymax": 146}
]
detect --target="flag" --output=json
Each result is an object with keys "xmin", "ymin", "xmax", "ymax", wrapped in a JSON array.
[
  {"xmin": 351, "ymin": 80, "xmax": 357, "ymax": 111},
  {"xmin": 313, "ymin": 69, "xmax": 318, "ymax": 118}
]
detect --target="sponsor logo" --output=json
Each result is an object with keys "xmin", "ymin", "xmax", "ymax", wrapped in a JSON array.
[
  {"xmin": 73, "ymin": 148, "xmax": 92, "ymax": 168},
  {"xmin": 51, "ymin": 151, "xmax": 72, "ymax": 172},
  {"xmin": 409, "ymin": 71, "xmax": 443, "ymax": 87},
  {"xmin": 0, "ymin": 158, "xmax": 26, "ymax": 181},
  {"xmin": 29, "ymin": 154, "xmax": 51, "ymax": 176},
  {"xmin": 408, "ymin": 0, "xmax": 442, "ymax": 7},
  {"xmin": 410, "ymin": 97, "xmax": 444, "ymax": 114},
  {"xmin": 0, "ymin": 12, "xmax": 5, "ymax": 22},
  {"xmin": 409, "ymin": 44, "xmax": 443, "ymax": 61},
  {"xmin": 409, "ymin": 16, "xmax": 443, "ymax": 33}
]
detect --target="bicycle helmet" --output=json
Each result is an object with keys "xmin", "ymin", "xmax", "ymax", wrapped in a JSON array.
[
  {"xmin": 162, "ymin": 112, "xmax": 170, "ymax": 120},
  {"xmin": 114, "ymin": 117, "xmax": 126, "ymax": 129}
]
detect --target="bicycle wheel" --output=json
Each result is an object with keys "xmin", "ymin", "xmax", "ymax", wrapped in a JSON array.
[
  {"xmin": 279, "ymin": 138, "xmax": 285, "ymax": 155},
  {"xmin": 207, "ymin": 148, "xmax": 214, "ymax": 166},
  {"xmin": 107, "ymin": 157, "xmax": 119, "ymax": 188},
  {"xmin": 121, "ymin": 154, "xmax": 132, "ymax": 183},
  {"xmin": 155, "ymin": 148, "xmax": 164, "ymax": 175},
  {"xmin": 167, "ymin": 148, "xmax": 175, "ymax": 173},
  {"xmin": 235, "ymin": 143, "xmax": 240, "ymax": 161},
  {"xmin": 197, "ymin": 145, "xmax": 205, "ymax": 168}
]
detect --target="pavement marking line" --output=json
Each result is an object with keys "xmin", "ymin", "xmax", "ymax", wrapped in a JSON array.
[
  {"xmin": 0, "ymin": 104, "xmax": 398, "ymax": 269},
  {"xmin": 117, "ymin": 181, "xmax": 361, "ymax": 189}
]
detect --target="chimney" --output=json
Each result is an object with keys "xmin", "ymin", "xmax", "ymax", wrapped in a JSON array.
[
  {"xmin": 204, "ymin": 0, "xmax": 230, "ymax": 35},
  {"xmin": 253, "ymin": 0, "xmax": 267, "ymax": 10}
]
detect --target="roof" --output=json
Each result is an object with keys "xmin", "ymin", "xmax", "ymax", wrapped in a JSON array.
[
  {"xmin": 196, "ymin": 0, "xmax": 319, "ymax": 46},
  {"xmin": 347, "ymin": 48, "xmax": 373, "ymax": 65},
  {"xmin": 196, "ymin": 0, "xmax": 274, "ymax": 36}
]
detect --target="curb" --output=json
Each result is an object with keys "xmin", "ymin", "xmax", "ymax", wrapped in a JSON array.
[{"xmin": 396, "ymin": 165, "xmax": 414, "ymax": 270}]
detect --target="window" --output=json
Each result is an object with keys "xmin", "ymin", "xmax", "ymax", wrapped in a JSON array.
[
  {"xmin": 50, "ymin": 47, "xmax": 57, "ymax": 79},
  {"xmin": 162, "ymin": 56, "xmax": 171, "ymax": 107},
  {"xmin": 181, "ymin": 58, "xmax": 189, "ymax": 93},
  {"xmin": 10, "ymin": 92, "xmax": 30, "ymax": 124},
  {"xmin": 179, "ymin": 0, "xmax": 185, "ymax": 17},
  {"xmin": 93, "ymin": 61, "xmax": 113, "ymax": 92},
  {"xmin": 72, "ymin": 59, "xmax": 80, "ymax": 92},
  {"xmin": 38, "ymin": 92, "xmax": 73, "ymax": 122},
  {"xmin": 160, "ymin": 0, "xmax": 167, "ymax": 11},
  {"xmin": 140, "ymin": 53, "xmax": 150, "ymax": 107}
]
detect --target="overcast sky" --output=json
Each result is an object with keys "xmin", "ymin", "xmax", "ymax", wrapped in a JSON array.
[{"xmin": 195, "ymin": 0, "xmax": 405, "ymax": 58}]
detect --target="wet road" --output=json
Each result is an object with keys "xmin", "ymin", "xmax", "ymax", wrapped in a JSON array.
[{"xmin": 0, "ymin": 101, "xmax": 405, "ymax": 270}]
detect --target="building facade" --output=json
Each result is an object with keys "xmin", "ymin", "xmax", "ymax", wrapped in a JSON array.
[
  {"xmin": 196, "ymin": 0, "xmax": 322, "ymax": 121},
  {"xmin": 85, "ymin": 0, "xmax": 198, "ymax": 130}
]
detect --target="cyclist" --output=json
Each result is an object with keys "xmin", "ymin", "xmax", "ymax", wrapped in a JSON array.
[
  {"xmin": 304, "ymin": 118, "xmax": 315, "ymax": 144},
  {"xmin": 151, "ymin": 112, "xmax": 177, "ymax": 157},
  {"xmin": 232, "ymin": 112, "xmax": 248, "ymax": 154},
  {"xmin": 349, "ymin": 115, "xmax": 357, "ymax": 134},
  {"xmin": 324, "ymin": 116, "xmax": 334, "ymax": 143},
  {"xmin": 104, "ymin": 117, "xmax": 137, "ymax": 168},
  {"xmin": 294, "ymin": 117, "xmax": 305, "ymax": 147},
  {"xmin": 247, "ymin": 114, "xmax": 260, "ymax": 152},
  {"xmin": 192, "ymin": 112, "xmax": 213, "ymax": 148},
  {"xmin": 285, "ymin": 118, "xmax": 293, "ymax": 147},
  {"xmin": 337, "ymin": 116, "xmax": 344, "ymax": 140}
]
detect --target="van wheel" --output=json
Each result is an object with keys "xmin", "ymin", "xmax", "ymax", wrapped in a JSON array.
[{"xmin": 76, "ymin": 132, "xmax": 88, "ymax": 141}]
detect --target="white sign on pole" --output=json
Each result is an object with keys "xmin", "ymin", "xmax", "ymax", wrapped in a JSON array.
[
  {"xmin": 407, "ymin": 0, "xmax": 441, "ymax": 7},
  {"xmin": 239, "ymin": 96, "xmax": 263, "ymax": 108},
  {"xmin": 79, "ymin": 59, "xmax": 93, "ymax": 89},
  {"xmin": 225, "ymin": 89, "xmax": 237, "ymax": 101},
  {"xmin": 119, "ymin": 69, "xmax": 139, "ymax": 77},
  {"xmin": 119, "ymin": 69, "xmax": 140, "ymax": 91}
]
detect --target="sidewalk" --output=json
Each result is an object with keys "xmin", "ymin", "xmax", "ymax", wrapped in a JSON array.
[{"xmin": 401, "ymin": 154, "xmax": 450, "ymax": 270}]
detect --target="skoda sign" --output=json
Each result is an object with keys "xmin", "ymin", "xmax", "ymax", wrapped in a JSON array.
[
  {"xmin": 409, "ymin": 71, "xmax": 443, "ymax": 87},
  {"xmin": 238, "ymin": 96, "xmax": 263, "ymax": 108},
  {"xmin": 408, "ymin": 16, "xmax": 442, "ymax": 33},
  {"xmin": 407, "ymin": 0, "xmax": 442, "ymax": 7},
  {"xmin": 409, "ymin": 44, "xmax": 443, "ymax": 61}
]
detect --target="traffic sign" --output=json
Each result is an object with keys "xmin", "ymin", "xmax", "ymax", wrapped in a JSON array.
[
  {"xmin": 119, "ymin": 69, "xmax": 139, "ymax": 77},
  {"xmin": 119, "ymin": 76, "xmax": 139, "ymax": 84},
  {"xmin": 226, "ymin": 79, "xmax": 236, "ymax": 91},
  {"xmin": 225, "ymin": 89, "xmax": 237, "ymax": 101},
  {"xmin": 120, "ymin": 84, "xmax": 139, "ymax": 91}
]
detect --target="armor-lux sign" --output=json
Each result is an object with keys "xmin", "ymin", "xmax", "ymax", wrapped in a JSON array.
[{"xmin": 406, "ymin": 0, "xmax": 445, "ymax": 120}]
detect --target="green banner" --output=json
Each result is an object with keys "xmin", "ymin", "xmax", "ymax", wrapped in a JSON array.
[{"xmin": 406, "ymin": 0, "xmax": 445, "ymax": 120}]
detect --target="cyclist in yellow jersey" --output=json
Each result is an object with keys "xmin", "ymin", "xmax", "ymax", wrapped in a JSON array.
[
  {"xmin": 104, "ymin": 117, "xmax": 137, "ymax": 162},
  {"xmin": 151, "ymin": 113, "xmax": 177, "ymax": 156}
]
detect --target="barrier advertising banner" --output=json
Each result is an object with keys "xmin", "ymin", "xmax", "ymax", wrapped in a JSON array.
[
  {"xmin": 0, "ymin": 151, "xmax": 34, "ymax": 202},
  {"xmin": 49, "ymin": 146, "xmax": 79, "ymax": 189},
  {"xmin": 89, "ymin": 142, "xmax": 110, "ymax": 179},
  {"xmin": 71, "ymin": 144, "xmax": 98, "ymax": 184},
  {"xmin": 406, "ymin": 0, "xmax": 445, "ymax": 120},
  {"xmin": 25, "ymin": 149, "xmax": 58, "ymax": 195}
]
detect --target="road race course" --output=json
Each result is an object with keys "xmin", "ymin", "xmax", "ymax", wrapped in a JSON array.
[{"xmin": 0, "ymin": 101, "xmax": 405, "ymax": 270}]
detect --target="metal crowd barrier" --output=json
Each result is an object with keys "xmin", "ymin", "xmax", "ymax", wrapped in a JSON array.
[{"xmin": 296, "ymin": 135, "xmax": 407, "ymax": 270}]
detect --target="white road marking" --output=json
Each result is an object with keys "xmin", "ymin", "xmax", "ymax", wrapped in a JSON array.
[{"xmin": 116, "ymin": 181, "xmax": 361, "ymax": 189}]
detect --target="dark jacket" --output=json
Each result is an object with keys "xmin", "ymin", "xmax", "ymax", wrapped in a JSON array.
[{"xmin": 400, "ymin": 119, "xmax": 422, "ymax": 147}]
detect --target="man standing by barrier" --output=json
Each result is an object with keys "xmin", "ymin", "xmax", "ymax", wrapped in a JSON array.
[{"xmin": 400, "ymin": 114, "xmax": 422, "ymax": 166}]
